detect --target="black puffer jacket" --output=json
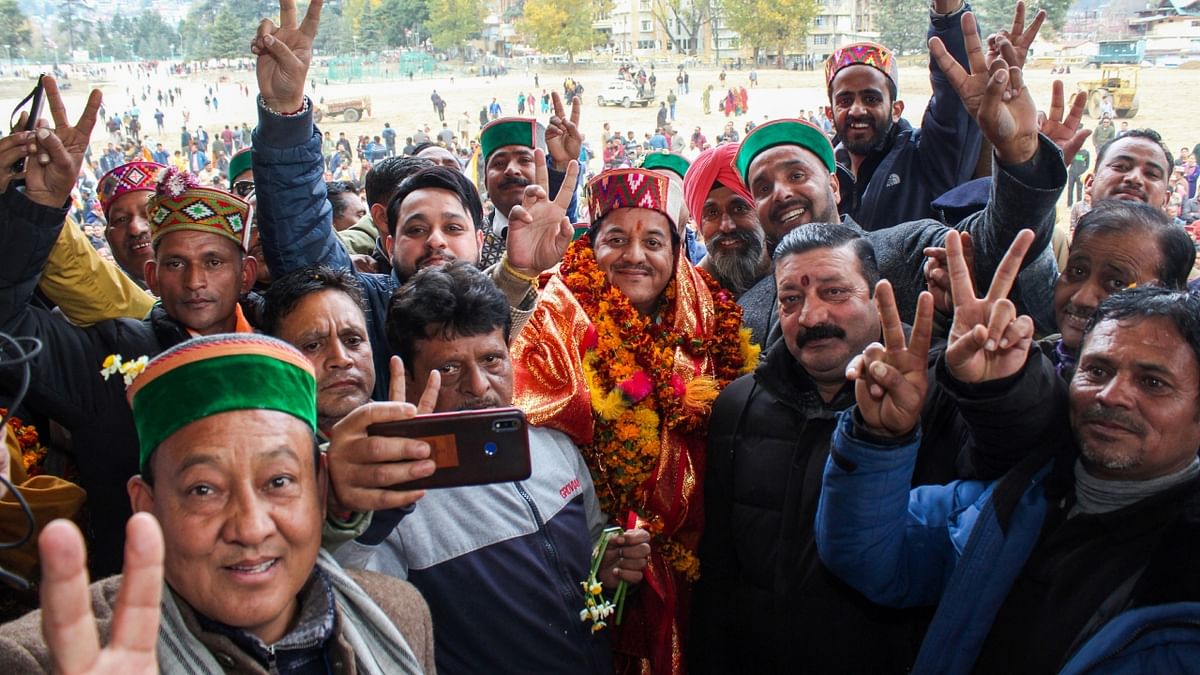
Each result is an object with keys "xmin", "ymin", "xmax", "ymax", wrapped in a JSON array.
[{"xmin": 691, "ymin": 337, "xmax": 1055, "ymax": 674}]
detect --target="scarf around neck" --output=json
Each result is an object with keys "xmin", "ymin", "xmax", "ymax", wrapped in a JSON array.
[{"xmin": 157, "ymin": 548, "xmax": 424, "ymax": 674}]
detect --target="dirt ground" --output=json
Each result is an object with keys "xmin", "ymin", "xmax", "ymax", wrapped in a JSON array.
[{"xmin": 2, "ymin": 61, "xmax": 1196, "ymax": 222}]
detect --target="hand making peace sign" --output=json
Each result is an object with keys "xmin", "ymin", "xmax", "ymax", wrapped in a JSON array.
[
  {"xmin": 943, "ymin": 229, "xmax": 1037, "ymax": 384},
  {"xmin": 252, "ymin": 0, "xmax": 323, "ymax": 114},
  {"xmin": 505, "ymin": 148, "xmax": 580, "ymax": 276}
]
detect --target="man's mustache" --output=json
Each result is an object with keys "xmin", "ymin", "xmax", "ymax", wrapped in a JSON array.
[{"xmin": 794, "ymin": 323, "xmax": 846, "ymax": 348}]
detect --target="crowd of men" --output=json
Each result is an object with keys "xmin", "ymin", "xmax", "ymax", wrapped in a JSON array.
[{"xmin": 1, "ymin": 0, "xmax": 1199, "ymax": 673}]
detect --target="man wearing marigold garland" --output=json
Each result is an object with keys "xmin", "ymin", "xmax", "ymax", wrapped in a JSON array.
[{"xmin": 511, "ymin": 167, "xmax": 760, "ymax": 675}]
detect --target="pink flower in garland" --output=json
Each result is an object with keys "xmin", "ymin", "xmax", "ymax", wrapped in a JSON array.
[{"xmin": 618, "ymin": 371, "xmax": 654, "ymax": 403}]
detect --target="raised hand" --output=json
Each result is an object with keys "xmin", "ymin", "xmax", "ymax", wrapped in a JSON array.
[
  {"xmin": 22, "ymin": 77, "xmax": 102, "ymax": 208},
  {"xmin": 39, "ymin": 514, "xmax": 162, "ymax": 675},
  {"xmin": 1040, "ymin": 80, "xmax": 1091, "ymax": 166},
  {"xmin": 986, "ymin": 1, "xmax": 1046, "ymax": 70},
  {"xmin": 943, "ymin": 229, "xmax": 1036, "ymax": 383},
  {"xmin": 545, "ymin": 91, "xmax": 582, "ymax": 169},
  {"xmin": 250, "ymin": 0, "xmax": 322, "ymax": 113},
  {"xmin": 846, "ymin": 282, "xmax": 934, "ymax": 438},
  {"xmin": 326, "ymin": 356, "xmax": 440, "ymax": 513},
  {"xmin": 932, "ymin": 14, "xmax": 1039, "ymax": 165},
  {"xmin": 505, "ymin": 148, "xmax": 579, "ymax": 276}
]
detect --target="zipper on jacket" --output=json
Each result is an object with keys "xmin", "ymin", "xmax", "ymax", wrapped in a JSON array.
[{"xmin": 514, "ymin": 481, "xmax": 603, "ymax": 673}]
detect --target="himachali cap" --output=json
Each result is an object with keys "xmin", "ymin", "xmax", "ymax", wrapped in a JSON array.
[
  {"xmin": 639, "ymin": 151, "xmax": 691, "ymax": 180},
  {"xmin": 148, "ymin": 167, "xmax": 253, "ymax": 251},
  {"xmin": 98, "ymin": 161, "xmax": 165, "ymax": 217},
  {"xmin": 826, "ymin": 42, "xmax": 899, "ymax": 94},
  {"xmin": 587, "ymin": 168, "xmax": 684, "ymax": 232},
  {"xmin": 227, "ymin": 148, "xmax": 254, "ymax": 188},
  {"xmin": 127, "ymin": 333, "xmax": 317, "ymax": 471},
  {"xmin": 734, "ymin": 119, "xmax": 836, "ymax": 184},
  {"xmin": 479, "ymin": 117, "xmax": 538, "ymax": 161}
]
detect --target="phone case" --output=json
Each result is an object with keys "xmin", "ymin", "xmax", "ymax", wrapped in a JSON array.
[{"xmin": 366, "ymin": 407, "xmax": 532, "ymax": 490}]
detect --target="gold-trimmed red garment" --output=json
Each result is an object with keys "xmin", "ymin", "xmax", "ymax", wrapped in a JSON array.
[{"xmin": 512, "ymin": 237, "xmax": 757, "ymax": 675}]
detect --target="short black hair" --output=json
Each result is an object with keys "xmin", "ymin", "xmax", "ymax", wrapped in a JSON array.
[
  {"xmin": 773, "ymin": 222, "xmax": 880, "ymax": 291},
  {"xmin": 1096, "ymin": 128, "xmax": 1173, "ymax": 172},
  {"xmin": 387, "ymin": 165, "xmax": 484, "ymax": 236},
  {"xmin": 1074, "ymin": 200, "xmax": 1195, "ymax": 289},
  {"xmin": 386, "ymin": 260, "xmax": 511, "ymax": 371},
  {"xmin": 326, "ymin": 180, "xmax": 360, "ymax": 222},
  {"xmin": 260, "ymin": 265, "xmax": 367, "ymax": 337},
  {"xmin": 365, "ymin": 156, "xmax": 435, "ymax": 208},
  {"xmin": 1081, "ymin": 286, "xmax": 1200, "ymax": 375}
]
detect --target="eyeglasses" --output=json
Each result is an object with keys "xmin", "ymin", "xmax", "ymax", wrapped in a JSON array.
[{"xmin": 232, "ymin": 180, "xmax": 256, "ymax": 198}]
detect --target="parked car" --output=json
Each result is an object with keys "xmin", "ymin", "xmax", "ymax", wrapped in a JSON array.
[{"xmin": 596, "ymin": 80, "xmax": 654, "ymax": 108}]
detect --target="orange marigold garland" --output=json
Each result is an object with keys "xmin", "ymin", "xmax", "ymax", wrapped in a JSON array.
[
  {"xmin": 0, "ymin": 408, "xmax": 47, "ymax": 477},
  {"xmin": 562, "ymin": 237, "xmax": 759, "ymax": 580}
]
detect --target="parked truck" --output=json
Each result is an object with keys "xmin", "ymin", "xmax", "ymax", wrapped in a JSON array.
[{"xmin": 313, "ymin": 96, "xmax": 372, "ymax": 123}]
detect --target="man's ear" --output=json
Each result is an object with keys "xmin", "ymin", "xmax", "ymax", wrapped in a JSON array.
[
  {"xmin": 891, "ymin": 99, "xmax": 905, "ymax": 123},
  {"xmin": 370, "ymin": 203, "xmax": 389, "ymax": 239},
  {"xmin": 317, "ymin": 451, "xmax": 329, "ymax": 519},
  {"xmin": 829, "ymin": 171, "xmax": 841, "ymax": 206},
  {"xmin": 240, "ymin": 254, "xmax": 258, "ymax": 294},
  {"xmin": 144, "ymin": 259, "xmax": 160, "ymax": 296},
  {"xmin": 128, "ymin": 475, "xmax": 155, "ymax": 514}
]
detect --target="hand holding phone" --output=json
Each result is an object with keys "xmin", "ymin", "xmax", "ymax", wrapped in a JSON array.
[{"xmin": 366, "ymin": 407, "xmax": 532, "ymax": 491}]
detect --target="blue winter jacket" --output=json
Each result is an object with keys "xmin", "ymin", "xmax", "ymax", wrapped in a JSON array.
[
  {"xmin": 833, "ymin": 4, "xmax": 983, "ymax": 231},
  {"xmin": 815, "ymin": 412, "xmax": 1200, "ymax": 674}
]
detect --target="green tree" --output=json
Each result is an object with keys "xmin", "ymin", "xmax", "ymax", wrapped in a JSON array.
[
  {"xmin": 719, "ymin": 0, "xmax": 818, "ymax": 66},
  {"xmin": 876, "ymin": 0, "xmax": 929, "ymax": 56},
  {"xmin": 376, "ymin": 0, "xmax": 429, "ymax": 48},
  {"xmin": 518, "ymin": 0, "xmax": 609, "ymax": 65},
  {"xmin": 426, "ymin": 0, "xmax": 484, "ymax": 52},
  {"xmin": 0, "ymin": 0, "xmax": 30, "ymax": 50},
  {"xmin": 208, "ymin": 6, "xmax": 246, "ymax": 58}
]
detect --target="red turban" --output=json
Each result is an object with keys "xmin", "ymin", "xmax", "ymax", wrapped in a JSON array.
[{"xmin": 683, "ymin": 143, "xmax": 754, "ymax": 225}]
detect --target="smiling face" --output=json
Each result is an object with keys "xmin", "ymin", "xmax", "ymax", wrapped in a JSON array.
[
  {"xmin": 747, "ymin": 145, "xmax": 841, "ymax": 251},
  {"xmin": 484, "ymin": 145, "xmax": 535, "ymax": 217},
  {"xmin": 776, "ymin": 245, "xmax": 879, "ymax": 394},
  {"xmin": 699, "ymin": 186, "xmax": 766, "ymax": 294},
  {"xmin": 105, "ymin": 191, "xmax": 155, "ymax": 282},
  {"xmin": 1071, "ymin": 317, "xmax": 1200, "ymax": 481},
  {"xmin": 829, "ymin": 65, "xmax": 902, "ymax": 156},
  {"xmin": 387, "ymin": 187, "xmax": 483, "ymax": 281},
  {"xmin": 1054, "ymin": 228, "xmax": 1164, "ymax": 353},
  {"xmin": 275, "ymin": 290, "xmax": 374, "ymax": 432},
  {"xmin": 1087, "ymin": 136, "xmax": 1171, "ymax": 209},
  {"xmin": 146, "ymin": 230, "xmax": 256, "ymax": 336},
  {"xmin": 593, "ymin": 208, "xmax": 677, "ymax": 316},
  {"xmin": 128, "ymin": 409, "xmax": 324, "ymax": 645}
]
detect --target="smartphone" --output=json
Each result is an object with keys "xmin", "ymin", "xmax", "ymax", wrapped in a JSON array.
[
  {"xmin": 11, "ymin": 74, "xmax": 46, "ymax": 174},
  {"xmin": 366, "ymin": 407, "xmax": 532, "ymax": 490}
]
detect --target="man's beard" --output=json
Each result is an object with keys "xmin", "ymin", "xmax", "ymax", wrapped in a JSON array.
[
  {"xmin": 839, "ymin": 115, "xmax": 892, "ymax": 156},
  {"xmin": 708, "ymin": 229, "xmax": 766, "ymax": 295}
]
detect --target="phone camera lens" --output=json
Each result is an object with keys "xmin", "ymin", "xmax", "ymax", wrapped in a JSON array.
[{"xmin": 484, "ymin": 441, "xmax": 498, "ymax": 456}]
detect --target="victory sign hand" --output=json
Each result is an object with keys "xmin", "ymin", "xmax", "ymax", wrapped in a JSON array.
[
  {"xmin": 944, "ymin": 229, "xmax": 1037, "ymax": 383},
  {"xmin": 22, "ymin": 77, "xmax": 101, "ymax": 208},
  {"xmin": 251, "ymin": 0, "xmax": 322, "ymax": 113},
  {"xmin": 505, "ymin": 148, "xmax": 579, "ymax": 276},
  {"xmin": 846, "ymin": 283, "xmax": 934, "ymax": 438},
  {"xmin": 39, "ymin": 514, "xmax": 163, "ymax": 675},
  {"xmin": 545, "ymin": 91, "xmax": 582, "ymax": 168},
  {"xmin": 932, "ymin": 13, "xmax": 1040, "ymax": 165}
]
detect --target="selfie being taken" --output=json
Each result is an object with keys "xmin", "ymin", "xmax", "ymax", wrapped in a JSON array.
[{"xmin": 1, "ymin": 0, "xmax": 1200, "ymax": 672}]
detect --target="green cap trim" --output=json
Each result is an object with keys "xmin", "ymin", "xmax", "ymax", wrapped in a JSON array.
[
  {"xmin": 131, "ymin": 353, "xmax": 316, "ymax": 471},
  {"xmin": 734, "ymin": 119, "xmax": 835, "ymax": 184},
  {"xmin": 640, "ymin": 152, "xmax": 691, "ymax": 179},
  {"xmin": 227, "ymin": 149, "xmax": 253, "ymax": 188},
  {"xmin": 480, "ymin": 118, "xmax": 537, "ymax": 161}
]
